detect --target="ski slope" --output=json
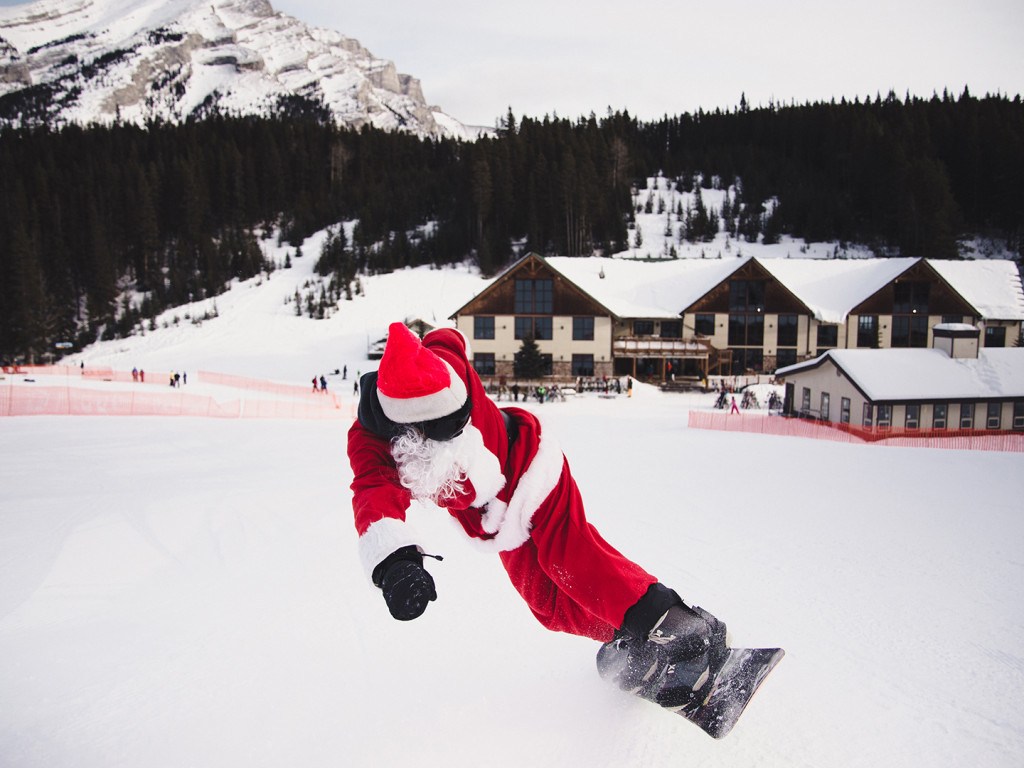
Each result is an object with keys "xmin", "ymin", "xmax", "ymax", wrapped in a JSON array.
[{"xmin": 1, "ymin": 233, "xmax": 1023, "ymax": 767}]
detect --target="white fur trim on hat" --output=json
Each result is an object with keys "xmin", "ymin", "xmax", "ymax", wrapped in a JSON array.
[{"xmin": 378, "ymin": 358, "xmax": 468, "ymax": 424}]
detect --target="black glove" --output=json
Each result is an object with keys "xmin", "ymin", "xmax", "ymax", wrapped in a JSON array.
[{"xmin": 372, "ymin": 546, "xmax": 437, "ymax": 621}]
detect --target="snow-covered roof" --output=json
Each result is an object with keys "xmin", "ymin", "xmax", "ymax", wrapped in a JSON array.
[
  {"xmin": 545, "ymin": 255, "xmax": 747, "ymax": 319},
  {"xmin": 777, "ymin": 347, "xmax": 1024, "ymax": 401},
  {"xmin": 757, "ymin": 257, "xmax": 919, "ymax": 324},
  {"xmin": 540, "ymin": 255, "xmax": 1024, "ymax": 325},
  {"xmin": 926, "ymin": 259, "xmax": 1024, "ymax": 320}
]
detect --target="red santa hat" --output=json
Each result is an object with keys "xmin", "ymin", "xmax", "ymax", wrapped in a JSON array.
[{"xmin": 376, "ymin": 322, "xmax": 468, "ymax": 424}]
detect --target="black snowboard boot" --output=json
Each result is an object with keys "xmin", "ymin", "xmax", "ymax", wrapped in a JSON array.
[{"xmin": 596, "ymin": 584, "xmax": 727, "ymax": 711}]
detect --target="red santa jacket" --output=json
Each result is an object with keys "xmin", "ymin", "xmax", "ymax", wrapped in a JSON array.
[{"xmin": 348, "ymin": 327, "xmax": 565, "ymax": 579}]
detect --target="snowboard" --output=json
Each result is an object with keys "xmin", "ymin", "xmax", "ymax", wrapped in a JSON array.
[
  {"xmin": 670, "ymin": 646, "xmax": 784, "ymax": 738},
  {"xmin": 598, "ymin": 642, "xmax": 784, "ymax": 739}
]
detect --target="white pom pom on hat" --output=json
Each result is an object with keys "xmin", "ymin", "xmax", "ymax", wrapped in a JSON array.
[{"xmin": 376, "ymin": 322, "xmax": 468, "ymax": 424}]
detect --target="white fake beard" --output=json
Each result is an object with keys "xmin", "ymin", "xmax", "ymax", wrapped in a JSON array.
[{"xmin": 391, "ymin": 427, "xmax": 470, "ymax": 503}]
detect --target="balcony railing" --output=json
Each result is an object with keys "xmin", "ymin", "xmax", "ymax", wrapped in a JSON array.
[{"xmin": 612, "ymin": 336, "xmax": 712, "ymax": 356}]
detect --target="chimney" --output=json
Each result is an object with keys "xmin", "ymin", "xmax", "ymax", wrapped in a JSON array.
[{"xmin": 932, "ymin": 323, "xmax": 980, "ymax": 359}]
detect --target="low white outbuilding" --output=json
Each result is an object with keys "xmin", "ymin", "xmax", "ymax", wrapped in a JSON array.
[{"xmin": 775, "ymin": 324, "xmax": 1024, "ymax": 431}]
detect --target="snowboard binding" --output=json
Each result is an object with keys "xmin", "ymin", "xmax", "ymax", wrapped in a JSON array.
[{"xmin": 596, "ymin": 589, "xmax": 783, "ymax": 739}]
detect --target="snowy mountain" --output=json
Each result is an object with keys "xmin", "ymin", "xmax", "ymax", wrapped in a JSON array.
[{"xmin": 0, "ymin": 0, "xmax": 475, "ymax": 138}]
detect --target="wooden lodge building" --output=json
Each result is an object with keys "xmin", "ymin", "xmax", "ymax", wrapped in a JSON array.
[{"xmin": 446, "ymin": 252, "xmax": 1024, "ymax": 385}]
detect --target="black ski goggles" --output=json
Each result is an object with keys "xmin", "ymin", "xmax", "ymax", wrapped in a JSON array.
[{"xmin": 412, "ymin": 396, "xmax": 472, "ymax": 442}]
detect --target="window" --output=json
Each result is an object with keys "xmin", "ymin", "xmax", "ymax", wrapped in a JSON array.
[
  {"xmin": 891, "ymin": 315, "xmax": 928, "ymax": 347},
  {"xmin": 985, "ymin": 326, "xmax": 1007, "ymax": 347},
  {"xmin": 633, "ymin": 320, "xmax": 655, "ymax": 336},
  {"xmin": 474, "ymin": 316, "xmax": 495, "ymax": 340},
  {"xmin": 732, "ymin": 349, "xmax": 763, "ymax": 373},
  {"xmin": 905, "ymin": 404, "xmax": 920, "ymax": 429},
  {"xmin": 840, "ymin": 397, "xmax": 851, "ymax": 424},
  {"xmin": 728, "ymin": 279, "xmax": 767, "ymax": 374},
  {"xmin": 728, "ymin": 314, "xmax": 764, "ymax": 346},
  {"xmin": 729, "ymin": 280, "xmax": 766, "ymax": 312},
  {"xmin": 820, "ymin": 392, "xmax": 831, "ymax": 421},
  {"xmin": 801, "ymin": 387, "xmax": 811, "ymax": 412},
  {"xmin": 694, "ymin": 314, "xmax": 715, "ymax": 336},
  {"xmin": 933, "ymin": 403, "xmax": 947, "ymax": 429},
  {"xmin": 959, "ymin": 403, "xmax": 975, "ymax": 429},
  {"xmin": 863, "ymin": 403, "xmax": 873, "ymax": 428},
  {"xmin": 660, "ymin": 320, "xmax": 682, "ymax": 338},
  {"xmin": 571, "ymin": 354, "xmax": 594, "ymax": 376},
  {"xmin": 857, "ymin": 316, "xmax": 878, "ymax": 348},
  {"xmin": 515, "ymin": 316, "xmax": 552, "ymax": 340},
  {"xmin": 777, "ymin": 314, "xmax": 798, "ymax": 346},
  {"xmin": 817, "ymin": 325, "xmax": 838, "ymax": 348},
  {"xmin": 987, "ymin": 402, "xmax": 1002, "ymax": 430},
  {"xmin": 941, "ymin": 315, "xmax": 963, "ymax": 324},
  {"xmin": 1014, "ymin": 402, "xmax": 1024, "ymax": 430},
  {"xmin": 572, "ymin": 316, "xmax": 594, "ymax": 341},
  {"xmin": 473, "ymin": 353, "xmax": 495, "ymax": 376},
  {"xmin": 893, "ymin": 281, "xmax": 929, "ymax": 315},
  {"xmin": 514, "ymin": 279, "xmax": 553, "ymax": 314},
  {"xmin": 776, "ymin": 349, "xmax": 797, "ymax": 368},
  {"xmin": 877, "ymin": 404, "xmax": 892, "ymax": 428}
]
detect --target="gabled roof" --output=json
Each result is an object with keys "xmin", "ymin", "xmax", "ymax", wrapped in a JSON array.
[
  {"xmin": 448, "ymin": 252, "xmax": 616, "ymax": 319},
  {"xmin": 776, "ymin": 348, "xmax": 1024, "ymax": 402},
  {"xmin": 758, "ymin": 257, "xmax": 920, "ymax": 323},
  {"xmin": 545, "ymin": 255, "xmax": 751, "ymax": 318},
  {"xmin": 926, "ymin": 259, "xmax": 1024, "ymax": 320},
  {"xmin": 451, "ymin": 254, "xmax": 1024, "ymax": 325}
]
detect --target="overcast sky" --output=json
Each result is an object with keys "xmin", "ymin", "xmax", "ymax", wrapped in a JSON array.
[
  {"xmin": 274, "ymin": 0, "xmax": 1024, "ymax": 127},
  {"xmin": 2, "ymin": 0, "xmax": 1022, "ymax": 128}
]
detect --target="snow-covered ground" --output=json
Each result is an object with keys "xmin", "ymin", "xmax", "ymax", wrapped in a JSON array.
[{"xmin": 2, "ymin": 230, "xmax": 1023, "ymax": 767}]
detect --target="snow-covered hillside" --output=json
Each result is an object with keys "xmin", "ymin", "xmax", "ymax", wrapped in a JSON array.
[
  {"xmin": 0, "ymin": 0, "xmax": 474, "ymax": 137},
  {"xmin": 1, "ymin": 225, "xmax": 1023, "ymax": 767}
]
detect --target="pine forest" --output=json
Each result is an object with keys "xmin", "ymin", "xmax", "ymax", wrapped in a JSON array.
[{"xmin": 1, "ymin": 89, "xmax": 1022, "ymax": 362}]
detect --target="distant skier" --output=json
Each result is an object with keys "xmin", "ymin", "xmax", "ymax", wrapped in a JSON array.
[{"xmin": 347, "ymin": 323, "xmax": 780, "ymax": 734}]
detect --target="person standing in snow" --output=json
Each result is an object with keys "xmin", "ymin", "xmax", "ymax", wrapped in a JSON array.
[
  {"xmin": 730, "ymin": 396, "xmax": 740, "ymax": 414},
  {"xmin": 347, "ymin": 322, "xmax": 728, "ymax": 709}
]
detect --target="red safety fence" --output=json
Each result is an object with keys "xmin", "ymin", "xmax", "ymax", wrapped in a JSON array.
[
  {"xmin": 0, "ymin": 385, "xmax": 352, "ymax": 420},
  {"xmin": 197, "ymin": 370, "xmax": 340, "ymax": 404},
  {"xmin": 687, "ymin": 411, "xmax": 1024, "ymax": 452},
  {"xmin": 1, "ymin": 366, "xmax": 351, "ymax": 420}
]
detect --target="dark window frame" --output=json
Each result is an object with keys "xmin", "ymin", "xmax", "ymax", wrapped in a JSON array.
[
  {"xmin": 473, "ymin": 316, "xmax": 495, "ymax": 340},
  {"xmin": 571, "ymin": 354, "xmax": 595, "ymax": 376},
  {"xmin": 572, "ymin": 316, "xmax": 595, "ymax": 341},
  {"xmin": 473, "ymin": 352, "xmax": 496, "ymax": 376},
  {"xmin": 817, "ymin": 324, "xmax": 838, "ymax": 348},
  {"xmin": 514, "ymin": 278, "xmax": 553, "ymax": 314},
  {"xmin": 694, "ymin": 313, "xmax": 715, "ymax": 336}
]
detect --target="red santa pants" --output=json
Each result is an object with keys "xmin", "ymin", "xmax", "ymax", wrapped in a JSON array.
[{"xmin": 498, "ymin": 462, "xmax": 657, "ymax": 642}]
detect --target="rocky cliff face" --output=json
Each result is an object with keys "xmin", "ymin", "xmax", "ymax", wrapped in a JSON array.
[{"xmin": 0, "ymin": 0, "xmax": 473, "ymax": 138}]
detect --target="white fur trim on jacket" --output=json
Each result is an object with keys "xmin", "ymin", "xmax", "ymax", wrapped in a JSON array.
[
  {"xmin": 460, "ymin": 424, "xmax": 506, "ymax": 507},
  {"xmin": 357, "ymin": 514, "xmax": 422, "ymax": 582},
  {"xmin": 472, "ymin": 428, "xmax": 565, "ymax": 553}
]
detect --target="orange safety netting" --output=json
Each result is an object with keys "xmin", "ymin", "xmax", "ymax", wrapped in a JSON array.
[
  {"xmin": 687, "ymin": 411, "xmax": 1024, "ymax": 453},
  {"xmin": 1, "ymin": 366, "xmax": 352, "ymax": 420}
]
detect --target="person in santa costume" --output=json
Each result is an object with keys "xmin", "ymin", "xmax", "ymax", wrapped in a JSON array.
[{"xmin": 348, "ymin": 322, "xmax": 728, "ymax": 707}]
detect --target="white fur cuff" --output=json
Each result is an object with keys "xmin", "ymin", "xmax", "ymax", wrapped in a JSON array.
[{"xmin": 357, "ymin": 515, "xmax": 422, "ymax": 582}]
